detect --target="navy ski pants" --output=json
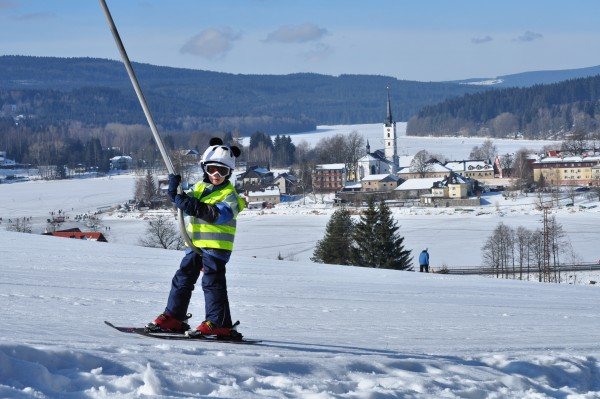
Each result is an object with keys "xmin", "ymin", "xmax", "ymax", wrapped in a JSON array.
[{"xmin": 165, "ymin": 249, "xmax": 232, "ymax": 328}]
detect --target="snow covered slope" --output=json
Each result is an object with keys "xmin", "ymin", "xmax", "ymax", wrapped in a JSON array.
[{"xmin": 2, "ymin": 230, "xmax": 600, "ymax": 398}]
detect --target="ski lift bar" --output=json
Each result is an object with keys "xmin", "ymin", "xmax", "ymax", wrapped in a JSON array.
[{"xmin": 98, "ymin": 0, "xmax": 200, "ymax": 254}]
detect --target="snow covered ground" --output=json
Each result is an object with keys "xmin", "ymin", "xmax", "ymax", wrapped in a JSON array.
[
  {"xmin": 2, "ymin": 173, "xmax": 600, "ymax": 270},
  {"xmin": 2, "ymin": 229, "xmax": 600, "ymax": 398},
  {"xmin": 2, "ymin": 125, "xmax": 600, "ymax": 397}
]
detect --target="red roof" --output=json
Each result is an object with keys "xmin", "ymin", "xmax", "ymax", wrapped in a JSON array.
[{"xmin": 49, "ymin": 231, "xmax": 107, "ymax": 242}]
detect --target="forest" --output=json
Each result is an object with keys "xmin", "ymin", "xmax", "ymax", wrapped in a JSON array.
[
  {"xmin": 407, "ymin": 74, "xmax": 600, "ymax": 139},
  {"xmin": 0, "ymin": 55, "xmax": 482, "ymax": 133}
]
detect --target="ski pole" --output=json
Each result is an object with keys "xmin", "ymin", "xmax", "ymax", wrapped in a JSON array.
[{"xmin": 98, "ymin": 0, "xmax": 200, "ymax": 254}]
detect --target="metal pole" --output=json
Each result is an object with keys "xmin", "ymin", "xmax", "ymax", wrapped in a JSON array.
[{"xmin": 98, "ymin": 0, "xmax": 200, "ymax": 254}]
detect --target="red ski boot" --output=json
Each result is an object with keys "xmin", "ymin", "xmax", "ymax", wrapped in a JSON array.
[
  {"xmin": 188, "ymin": 320, "xmax": 243, "ymax": 340},
  {"xmin": 146, "ymin": 313, "xmax": 191, "ymax": 333}
]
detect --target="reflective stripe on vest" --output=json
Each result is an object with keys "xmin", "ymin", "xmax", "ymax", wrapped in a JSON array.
[{"xmin": 185, "ymin": 181, "xmax": 245, "ymax": 250}]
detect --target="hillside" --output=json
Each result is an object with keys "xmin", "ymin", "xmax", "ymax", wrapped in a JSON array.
[
  {"xmin": 453, "ymin": 64, "xmax": 600, "ymax": 88},
  {"xmin": 2, "ymin": 228, "xmax": 600, "ymax": 397},
  {"xmin": 0, "ymin": 55, "xmax": 483, "ymax": 134},
  {"xmin": 407, "ymin": 74, "xmax": 600, "ymax": 139}
]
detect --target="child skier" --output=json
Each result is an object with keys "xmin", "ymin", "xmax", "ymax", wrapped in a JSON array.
[{"xmin": 147, "ymin": 137, "xmax": 246, "ymax": 338}]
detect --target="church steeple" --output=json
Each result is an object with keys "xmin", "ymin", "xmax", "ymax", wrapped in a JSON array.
[
  {"xmin": 383, "ymin": 86, "xmax": 398, "ymax": 170},
  {"xmin": 366, "ymin": 140, "xmax": 371, "ymax": 154},
  {"xmin": 385, "ymin": 86, "xmax": 393, "ymax": 126}
]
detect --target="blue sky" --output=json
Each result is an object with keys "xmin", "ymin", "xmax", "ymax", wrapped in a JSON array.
[{"xmin": 2, "ymin": 0, "xmax": 600, "ymax": 81}]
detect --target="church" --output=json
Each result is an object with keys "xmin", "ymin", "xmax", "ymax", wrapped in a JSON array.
[{"xmin": 356, "ymin": 88, "xmax": 399, "ymax": 180}]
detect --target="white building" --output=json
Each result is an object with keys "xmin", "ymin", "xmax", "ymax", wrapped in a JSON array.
[
  {"xmin": 247, "ymin": 186, "xmax": 281, "ymax": 208},
  {"xmin": 356, "ymin": 88, "xmax": 400, "ymax": 180}
]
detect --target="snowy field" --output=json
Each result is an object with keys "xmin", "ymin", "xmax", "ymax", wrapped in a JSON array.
[
  {"xmin": 2, "ymin": 229, "xmax": 600, "ymax": 398},
  {"xmin": 2, "ymin": 173, "xmax": 600, "ymax": 270},
  {"xmin": 3, "ymin": 125, "xmax": 600, "ymax": 397}
]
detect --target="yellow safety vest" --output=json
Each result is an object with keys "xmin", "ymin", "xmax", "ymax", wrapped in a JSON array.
[{"xmin": 185, "ymin": 181, "xmax": 246, "ymax": 251}]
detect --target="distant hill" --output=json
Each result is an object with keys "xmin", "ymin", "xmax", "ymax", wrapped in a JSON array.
[
  {"xmin": 452, "ymin": 65, "xmax": 600, "ymax": 88},
  {"xmin": 0, "ymin": 55, "xmax": 484, "ymax": 134},
  {"xmin": 407, "ymin": 74, "xmax": 600, "ymax": 139}
]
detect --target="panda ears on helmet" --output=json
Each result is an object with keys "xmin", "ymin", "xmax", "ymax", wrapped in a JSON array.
[{"xmin": 208, "ymin": 137, "xmax": 241, "ymax": 158}]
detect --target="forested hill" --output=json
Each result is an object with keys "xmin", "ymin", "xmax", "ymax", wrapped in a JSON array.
[
  {"xmin": 0, "ymin": 55, "xmax": 483, "ymax": 134},
  {"xmin": 407, "ymin": 74, "xmax": 600, "ymax": 139}
]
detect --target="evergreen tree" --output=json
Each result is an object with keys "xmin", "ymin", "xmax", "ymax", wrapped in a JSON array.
[
  {"xmin": 349, "ymin": 197, "xmax": 380, "ymax": 267},
  {"xmin": 311, "ymin": 207, "xmax": 354, "ymax": 265},
  {"xmin": 373, "ymin": 200, "xmax": 413, "ymax": 270},
  {"xmin": 350, "ymin": 198, "xmax": 413, "ymax": 270}
]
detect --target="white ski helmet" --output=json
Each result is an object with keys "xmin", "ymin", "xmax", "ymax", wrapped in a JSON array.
[{"xmin": 200, "ymin": 137, "xmax": 241, "ymax": 170}]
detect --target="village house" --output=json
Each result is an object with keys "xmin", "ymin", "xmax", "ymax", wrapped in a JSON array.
[
  {"xmin": 532, "ymin": 155, "xmax": 600, "ymax": 186},
  {"xmin": 0, "ymin": 151, "xmax": 16, "ymax": 167},
  {"xmin": 394, "ymin": 177, "xmax": 442, "ymax": 199},
  {"xmin": 397, "ymin": 162, "xmax": 452, "ymax": 180},
  {"xmin": 360, "ymin": 174, "xmax": 401, "ymax": 192},
  {"xmin": 273, "ymin": 172, "xmax": 298, "ymax": 195},
  {"xmin": 179, "ymin": 149, "xmax": 200, "ymax": 163},
  {"xmin": 312, "ymin": 163, "xmax": 347, "ymax": 192},
  {"xmin": 445, "ymin": 160, "xmax": 494, "ymax": 179},
  {"xmin": 420, "ymin": 174, "xmax": 479, "ymax": 207},
  {"xmin": 110, "ymin": 155, "xmax": 133, "ymax": 170},
  {"xmin": 246, "ymin": 186, "xmax": 281, "ymax": 209},
  {"xmin": 236, "ymin": 166, "xmax": 274, "ymax": 190}
]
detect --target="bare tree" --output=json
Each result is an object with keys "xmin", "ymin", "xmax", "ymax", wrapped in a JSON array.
[
  {"xmin": 342, "ymin": 131, "xmax": 365, "ymax": 182},
  {"xmin": 171, "ymin": 150, "xmax": 198, "ymax": 184},
  {"xmin": 511, "ymin": 148, "xmax": 533, "ymax": 192},
  {"xmin": 481, "ymin": 223, "xmax": 514, "ymax": 278},
  {"xmin": 469, "ymin": 139, "xmax": 497, "ymax": 162},
  {"xmin": 515, "ymin": 226, "xmax": 531, "ymax": 280},
  {"xmin": 561, "ymin": 128, "xmax": 588, "ymax": 155},
  {"xmin": 498, "ymin": 153, "xmax": 513, "ymax": 177},
  {"xmin": 490, "ymin": 112, "xmax": 519, "ymax": 137},
  {"xmin": 410, "ymin": 149, "xmax": 434, "ymax": 177},
  {"xmin": 6, "ymin": 217, "xmax": 32, "ymax": 233},
  {"xmin": 139, "ymin": 214, "xmax": 183, "ymax": 250}
]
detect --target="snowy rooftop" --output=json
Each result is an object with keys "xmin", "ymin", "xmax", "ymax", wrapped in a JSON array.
[
  {"xmin": 362, "ymin": 173, "xmax": 398, "ymax": 182},
  {"xmin": 399, "ymin": 162, "xmax": 451, "ymax": 174},
  {"xmin": 445, "ymin": 161, "xmax": 492, "ymax": 171},
  {"xmin": 248, "ymin": 187, "xmax": 280, "ymax": 197},
  {"xmin": 395, "ymin": 177, "xmax": 441, "ymax": 190},
  {"xmin": 315, "ymin": 163, "xmax": 346, "ymax": 170}
]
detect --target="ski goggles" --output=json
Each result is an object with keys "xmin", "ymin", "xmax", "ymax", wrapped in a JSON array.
[{"xmin": 205, "ymin": 164, "xmax": 231, "ymax": 177}]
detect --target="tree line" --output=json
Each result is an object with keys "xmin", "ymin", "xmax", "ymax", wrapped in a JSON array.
[
  {"xmin": 407, "ymin": 74, "xmax": 600, "ymax": 139},
  {"xmin": 0, "ymin": 55, "xmax": 483, "ymax": 133}
]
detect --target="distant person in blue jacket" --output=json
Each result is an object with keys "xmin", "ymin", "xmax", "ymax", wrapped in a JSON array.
[{"xmin": 419, "ymin": 249, "xmax": 429, "ymax": 273}]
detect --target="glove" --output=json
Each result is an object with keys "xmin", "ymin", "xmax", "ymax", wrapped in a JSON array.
[
  {"xmin": 174, "ymin": 194, "xmax": 218, "ymax": 222},
  {"xmin": 167, "ymin": 174, "xmax": 181, "ymax": 201}
]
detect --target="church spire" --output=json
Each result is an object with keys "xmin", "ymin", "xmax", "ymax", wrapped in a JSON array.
[
  {"xmin": 385, "ymin": 86, "xmax": 393, "ymax": 126},
  {"xmin": 366, "ymin": 139, "xmax": 371, "ymax": 154}
]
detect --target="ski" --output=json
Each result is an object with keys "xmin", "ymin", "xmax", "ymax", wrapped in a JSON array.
[{"xmin": 104, "ymin": 321, "xmax": 262, "ymax": 344}]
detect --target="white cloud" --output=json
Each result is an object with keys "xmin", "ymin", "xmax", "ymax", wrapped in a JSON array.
[
  {"xmin": 513, "ymin": 30, "xmax": 543, "ymax": 42},
  {"xmin": 265, "ymin": 23, "xmax": 328, "ymax": 44},
  {"xmin": 471, "ymin": 35, "xmax": 493, "ymax": 44},
  {"xmin": 180, "ymin": 28, "xmax": 241, "ymax": 60}
]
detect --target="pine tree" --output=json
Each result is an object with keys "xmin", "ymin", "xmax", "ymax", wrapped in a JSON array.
[
  {"xmin": 350, "ymin": 198, "xmax": 413, "ymax": 270},
  {"xmin": 349, "ymin": 197, "xmax": 379, "ymax": 267},
  {"xmin": 373, "ymin": 199, "xmax": 413, "ymax": 270},
  {"xmin": 311, "ymin": 207, "xmax": 354, "ymax": 265}
]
